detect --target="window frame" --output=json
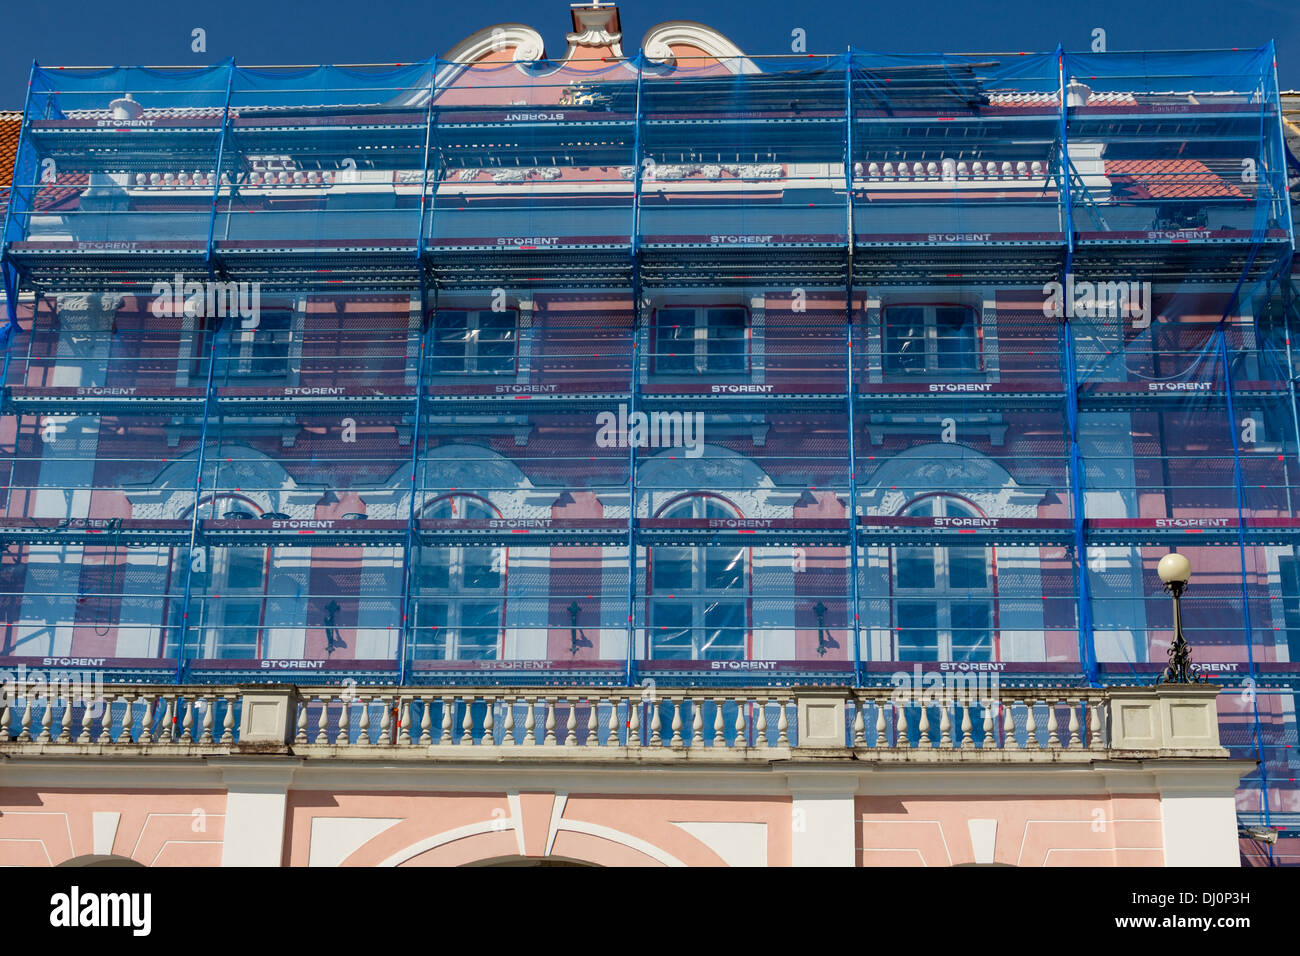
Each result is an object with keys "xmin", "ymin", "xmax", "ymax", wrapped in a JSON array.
[
  {"xmin": 412, "ymin": 494, "xmax": 508, "ymax": 661},
  {"xmin": 891, "ymin": 494, "xmax": 998, "ymax": 662},
  {"xmin": 650, "ymin": 304, "xmax": 751, "ymax": 377},
  {"xmin": 647, "ymin": 493, "xmax": 750, "ymax": 661},
  {"xmin": 881, "ymin": 302, "xmax": 983, "ymax": 377},
  {"xmin": 429, "ymin": 307, "xmax": 521, "ymax": 376},
  {"xmin": 227, "ymin": 307, "xmax": 295, "ymax": 381}
]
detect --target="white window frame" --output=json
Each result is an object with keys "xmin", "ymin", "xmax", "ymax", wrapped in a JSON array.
[
  {"xmin": 229, "ymin": 308, "xmax": 295, "ymax": 380},
  {"xmin": 652, "ymin": 305, "xmax": 750, "ymax": 376},
  {"xmin": 649, "ymin": 496, "xmax": 747, "ymax": 660},
  {"xmin": 892, "ymin": 496, "xmax": 995, "ymax": 662},
  {"xmin": 882, "ymin": 303, "xmax": 982, "ymax": 376},
  {"xmin": 430, "ymin": 308, "xmax": 520, "ymax": 376},
  {"xmin": 413, "ymin": 495, "xmax": 505, "ymax": 661}
]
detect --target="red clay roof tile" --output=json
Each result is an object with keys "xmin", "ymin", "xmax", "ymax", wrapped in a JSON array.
[{"xmin": 1105, "ymin": 158, "xmax": 1245, "ymax": 200}]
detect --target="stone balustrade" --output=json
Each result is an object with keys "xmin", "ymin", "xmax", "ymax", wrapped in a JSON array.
[{"xmin": 0, "ymin": 683, "xmax": 1228, "ymax": 759}]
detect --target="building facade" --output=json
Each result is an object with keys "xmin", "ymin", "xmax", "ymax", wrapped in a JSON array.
[{"xmin": 0, "ymin": 3, "xmax": 1295, "ymax": 865}]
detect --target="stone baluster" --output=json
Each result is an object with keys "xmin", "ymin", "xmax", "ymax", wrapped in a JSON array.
[
  {"xmin": 713, "ymin": 698, "xmax": 725, "ymax": 747},
  {"xmin": 1003, "ymin": 700, "xmax": 1018, "ymax": 750},
  {"xmin": 419, "ymin": 699, "xmax": 433, "ymax": 746},
  {"xmin": 608, "ymin": 697, "xmax": 621, "ymax": 747},
  {"xmin": 502, "ymin": 698, "xmax": 516, "ymax": 747},
  {"xmin": 17, "ymin": 695, "xmax": 34, "ymax": 742},
  {"xmin": 918, "ymin": 701, "xmax": 931, "ymax": 748},
  {"xmin": 295, "ymin": 700, "xmax": 308, "ymax": 744},
  {"xmin": 17, "ymin": 697, "xmax": 33, "ymax": 749},
  {"xmin": 356, "ymin": 695, "xmax": 371, "ymax": 747},
  {"xmin": 960, "ymin": 701, "xmax": 974, "ymax": 750},
  {"xmin": 220, "ymin": 695, "xmax": 235, "ymax": 744},
  {"xmin": 482, "ymin": 696, "xmax": 495, "ymax": 745},
  {"xmin": 896, "ymin": 701, "xmax": 909, "ymax": 749},
  {"xmin": 38, "ymin": 696, "xmax": 55, "ymax": 743},
  {"xmin": 315, "ymin": 697, "xmax": 330, "ymax": 745},
  {"xmin": 852, "ymin": 699, "xmax": 866, "ymax": 747},
  {"xmin": 981, "ymin": 702, "xmax": 993, "ymax": 750},
  {"xmin": 57, "ymin": 697, "xmax": 75, "ymax": 743},
  {"xmin": 564, "ymin": 698, "xmax": 577, "ymax": 748},
  {"xmin": 1067, "ymin": 698, "xmax": 1081, "ymax": 749},
  {"xmin": 939, "ymin": 699, "xmax": 952, "ymax": 749},
  {"xmin": 138, "ymin": 695, "xmax": 156, "ymax": 744},
  {"xmin": 200, "ymin": 696, "xmax": 215, "ymax": 744},
  {"xmin": 460, "ymin": 697, "xmax": 473, "ymax": 745},
  {"xmin": 76, "ymin": 698, "xmax": 93, "ymax": 744},
  {"xmin": 1089, "ymin": 697, "xmax": 1104, "ymax": 750},
  {"xmin": 735, "ymin": 698, "xmax": 747, "ymax": 749},
  {"xmin": 58, "ymin": 697, "xmax": 75, "ymax": 744},
  {"xmin": 776, "ymin": 698, "xmax": 789, "ymax": 746},
  {"xmin": 585, "ymin": 698, "xmax": 598, "ymax": 747},
  {"xmin": 756, "ymin": 699, "xmax": 769, "ymax": 748},
  {"xmin": 439, "ymin": 697, "xmax": 453, "ymax": 745},
  {"xmin": 875, "ymin": 699, "xmax": 888, "ymax": 748},
  {"xmin": 649, "ymin": 699, "xmax": 662, "ymax": 746},
  {"xmin": 1047, "ymin": 699, "xmax": 1060, "ymax": 748},
  {"xmin": 544, "ymin": 696, "xmax": 558, "ymax": 746},
  {"xmin": 380, "ymin": 696, "xmax": 393, "ymax": 746},
  {"xmin": 115, "ymin": 694, "xmax": 133, "ymax": 745},
  {"xmin": 398, "ymin": 698, "xmax": 412, "ymax": 746},
  {"xmin": 688, "ymin": 697, "xmax": 702, "ymax": 747},
  {"xmin": 0, "ymin": 701, "xmax": 9, "ymax": 742},
  {"xmin": 628, "ymin": 698, "xmax": 641, "ymax": 747},
  {"xmin": 179, "ymin": 697, "xmax": 194, "ymax": 744},
  {"xmin": 670, "ymin": 697, "xmax": 684, "ymax": 746},
  {"xmin": 163, "ymin": 696, "xmax": 177, "ymax": 744},
  {"xmin": 337, "ymin": 695, "xmax": 352, "ymax": 746},
  {"xmin": 1024, "ymin": 697, "xmax": 1038, "ymax": 749},
  {"xmin": 522, "ymin": 697, "xmax": 536, "ymax": 747}
]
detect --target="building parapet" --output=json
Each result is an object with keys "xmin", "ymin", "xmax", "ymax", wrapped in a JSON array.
[{"xmin": 0, "ymin": 682, "xmax": 1233, "ymax": 762}]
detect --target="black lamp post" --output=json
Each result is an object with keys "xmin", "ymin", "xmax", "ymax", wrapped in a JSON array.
[
  {"xmin": 1157, "ymin": 552, "xmax": 1197, "ymax": 683},
  {"xmin": 814, "ymin": 601, "xmax": 831, "ymax": 657}
]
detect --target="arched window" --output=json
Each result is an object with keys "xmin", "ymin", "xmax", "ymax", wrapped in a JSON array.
[
  {"xmin": 164, "ymin": 496, "xmax": 270, "ymax": 660},
  {"xmin": 412, "ymin": 495, "xmax": 505, "ymax": 660},
  {"xmin": 648, "ymin": 495, "xmax": 746, "ymax": 660},
  {"xmin": 892, "ymin": 496, "xmax": 995, "ymax": 662}
]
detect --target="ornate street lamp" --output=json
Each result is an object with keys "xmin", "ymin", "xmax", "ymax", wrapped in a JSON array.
[
  {"xmin": 814, "ymin": 601, "xmax": 832, "ymax": 657},
  {"xmin": 568, "ymin": 601, "xmax": 582, "ymax": 656},
  {"xmin": 1157, "ymin": 552, "xmax": 1198, "ymax": 683}
]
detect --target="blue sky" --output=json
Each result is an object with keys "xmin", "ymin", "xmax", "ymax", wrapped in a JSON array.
[{"xmin": 2, "ymin": 0, "xmax": 1296, "ymax": 104}]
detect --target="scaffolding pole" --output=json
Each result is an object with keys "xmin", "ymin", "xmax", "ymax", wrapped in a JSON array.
[
  {"xmin": 397, "ymin": 71, "xmax": 438, "ymax": 685},
  {"xmin": 625, "ymin": 52, "xmax": 645, "ymax": 689},
  {"xmin": 844, "ymin": 49, "xmax": 863, "ymax": 687},
  {"xmin": 1058, "ymin": 46, "xmax": 1099, "ymax": 685}
]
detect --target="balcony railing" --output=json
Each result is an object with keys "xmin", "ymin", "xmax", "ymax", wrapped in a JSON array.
[{"xmin": 0, "ymin": 683, "xmax": 1228, "ymax": 759}]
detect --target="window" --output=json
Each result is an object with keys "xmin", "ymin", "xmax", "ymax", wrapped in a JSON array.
[
  {"xmin": 883, "ymin": 304, "xmax": 980, "ymax": 375},
  {"xmin": 413, "ymin": 495, "xmax": 504, "ymax": 660},
  {"xmin": 649, "ymin": 496, "xmax": 746, "ymax": 660},
  {"xmin": 432, "ymin": 309, "xmax": 518, "ymax": 374},
  {"xmin": 1280, "ymin": 557, "xmax": 1300, "ymax": 663},
  {"xmin": 199, "ymin": 544, "xmax": 267, "ymax": 659},
  {"xmin": 893, "ymin": 496, "xmax": 994, "ymax": 662},
  {"xmin": 653, "ymin": 307, "xmax": 747, "ymax": 374},
  {"xmin": 228, "ymin": 310, "xmax": 293, "ymax": 380}
]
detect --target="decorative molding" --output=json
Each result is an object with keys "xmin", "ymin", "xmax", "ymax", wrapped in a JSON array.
[{"xmin": 641, "ymin": 21, "xmax": 760, "ymax": 74}]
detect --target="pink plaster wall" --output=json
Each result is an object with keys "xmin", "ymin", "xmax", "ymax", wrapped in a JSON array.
[
  {"xmin": 856, "ymin": 793, "xmax": 1165, "ymax": 866},
  {"xmin": 0, "ymin": 788, "xmax": 226, "ymax": 866}
]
